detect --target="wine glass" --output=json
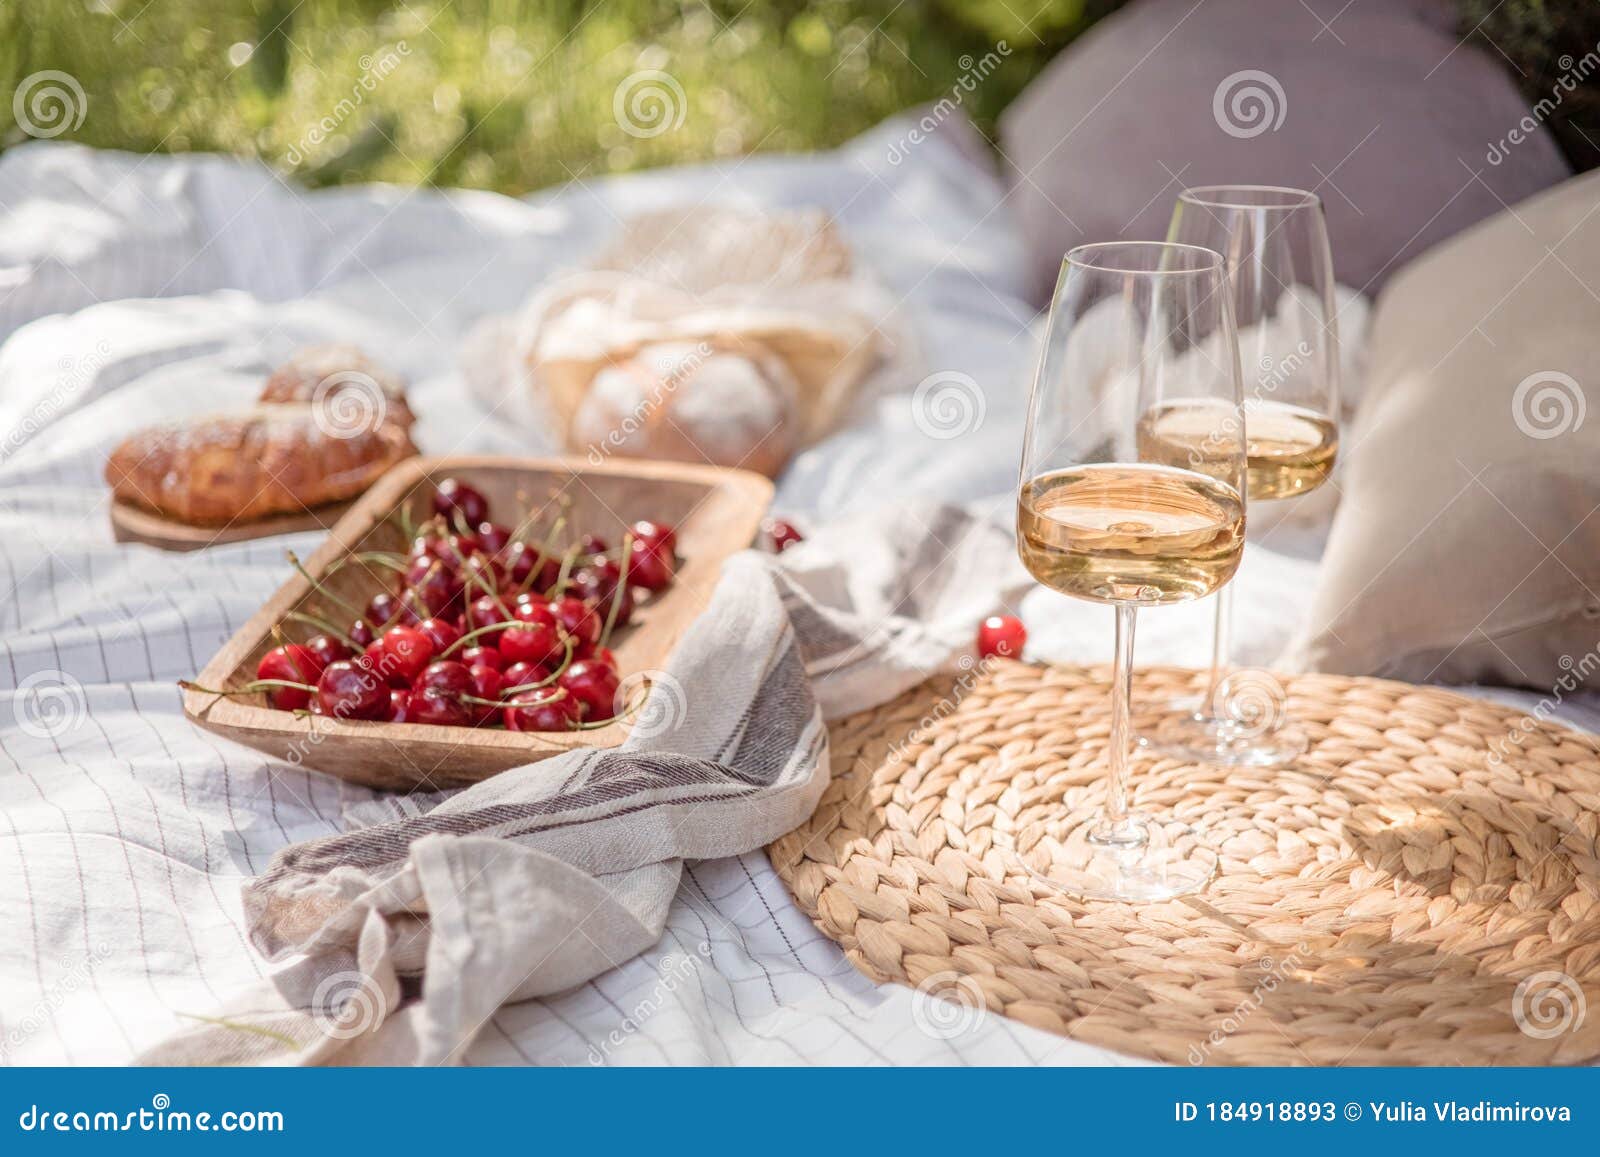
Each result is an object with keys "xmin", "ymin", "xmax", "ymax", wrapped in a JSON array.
[
  {"xmin": 1015, "ymin": 241, "xmax": 1247, "ymax": 901},
  {"xmin": 1142, "ymin": 186, "xmax": 1340, "ymax": 768}
]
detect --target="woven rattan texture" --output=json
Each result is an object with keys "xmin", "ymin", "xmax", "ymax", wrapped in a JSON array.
[{"xmin": 768, "ymin": 663, "xmax": 1600, "ymax": 1065}]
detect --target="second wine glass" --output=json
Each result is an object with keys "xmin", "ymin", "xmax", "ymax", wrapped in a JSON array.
[{"xmin": 1142, "ymin": 185, "xmax": 1341, "ymax": 768}]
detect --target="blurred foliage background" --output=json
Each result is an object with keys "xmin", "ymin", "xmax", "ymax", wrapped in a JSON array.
[{"xmin": 0, "ymin": 0, "xmax": 1592, "ymax": 195}]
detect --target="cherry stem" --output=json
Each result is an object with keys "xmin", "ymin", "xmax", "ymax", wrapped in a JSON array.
[
  {"xmin": 440, "ymin": 619, "xmax": 521, "ymax": 657},
  {"xmin": 286, "ymin": 551, "xmax": 365, "ymax": 620},
  {"xmin": 516, "ymin": 515, "xmax": 567, "ymax": 597},
  {"xmin": 547, "ymin": 545, "xmax": 580, "ymax": 599},
  {"xmin": 284, "ymin": 611, "xmax": 357, "ymax": 650},
  {"xmin": 180, "ymin": 677, "xmax": 316, "ymax": 696},
  {"xmin": 598, "ymin": 531, "xmax": 634, "ymax": 650}
]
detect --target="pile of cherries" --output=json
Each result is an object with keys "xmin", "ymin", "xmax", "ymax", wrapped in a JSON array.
[{"xmin": 191, "ymin": 478, "xmax": 680, "ymax": 732}]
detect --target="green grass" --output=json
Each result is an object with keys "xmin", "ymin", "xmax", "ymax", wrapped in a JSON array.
[
  {"xmin": 1, "ymin": 2, "xmax": 1588, "ymax": 197},
  {"xmin": 0, "ymin": 1, "xmax": 1106, "ymax": 195}
]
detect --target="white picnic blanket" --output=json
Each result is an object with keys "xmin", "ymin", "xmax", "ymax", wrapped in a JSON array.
[{"xmin": 2, "ymin": 111, "xmax": 1594, "ymax": 1066}]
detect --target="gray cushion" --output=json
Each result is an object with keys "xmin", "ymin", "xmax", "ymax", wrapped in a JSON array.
[{"xmin": 999, "ymin": 0, "xmax": 1571, "ymax": 304}]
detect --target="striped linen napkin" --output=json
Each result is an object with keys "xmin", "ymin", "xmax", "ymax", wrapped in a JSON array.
[{"xmin": 141, "ymin": 503, "xmax": 1028, "ymax": 1065}]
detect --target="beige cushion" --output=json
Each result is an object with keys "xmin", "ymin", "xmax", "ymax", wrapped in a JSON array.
[{"xmin": 1289, "ymin": 170, "xmax": 1600, "ymax": 689}]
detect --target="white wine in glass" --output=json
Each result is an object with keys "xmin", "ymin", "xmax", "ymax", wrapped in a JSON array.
[
  {"xmin": 1144, "ymin": 186, "xmax": 1341, "ymax": 768},
  {"xmin": 1015, "ymin": 241, "xmax": 1247, "ymax": 902}
]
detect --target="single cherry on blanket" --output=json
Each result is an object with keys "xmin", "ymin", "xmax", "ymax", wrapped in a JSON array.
[
  {"xmin": 977, "ymin": 614, "xmax": 1027, "ymax": 660},
  {"xmin": 762, "ymin": 518, "xmax": 804, "ymax": 553}
]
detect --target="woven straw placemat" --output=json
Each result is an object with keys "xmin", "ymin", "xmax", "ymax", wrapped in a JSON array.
[{"xmin": 768, "ymin": 662, "xmax": 1600, "ymax": 1065}]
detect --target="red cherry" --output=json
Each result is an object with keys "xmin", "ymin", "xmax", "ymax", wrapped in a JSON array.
[
  {"xmin": 468, "ymin": 664, "xmax": 505, "ymax": 699},
  {"xmin": 377, "ymin": 625, "xmax": 435, "ymax": 683},
  {"xmin": 592, "ymin": 647, "xmax": 617, "ymax": 670},
  {"xmin": 416, "ymin": 617, "xmax": 462, "ymax": 655},
  {"xmin": 257, "ymin": 644, "xmax": 322, "ymax": 710},
  {"xmin": 500, "ymin": 603, "xmax": 564, "ymax": 667},
  {"xmin": 503, "ymin": 687, "xmax": 582, "ymax": 732},
  {"xmin": 405, "ymin": 687, "xmax": 474, "ymax": 727},
  {"xmin": 626, "ymin": 538, "xmax": 675, "ymax": 592},
  {"xmin": 348, "ymin": 618, "xmax": 376, "ymax": 647},
  {"xmin": 502, "ymin": 661, "xmax": 545, "ymax": 690},
  {"xmin": 467, "ymin": 664, "xmax": 506, "ymax": 724},
  {"xmin": 476, "ymin": 522, "xmax": 511, "ymax": 555},
  {"xmin": 552, "ymin": 596, "xmax": 600, "ymax": 649},
  {"xmin": 366, "ymin": 591, "xmax": 405, "ymax": 627},
  {"xmin": 387, "ymin": 688, "xmax": 410, "ymax": 722},
  {"xmin": 559, "ymin": 659, "xmax": 620, "ymax": 721},
  {"xmin": 763, "ymin": 518, "xmax": 803, "ymax": 553},
  {"xmin": 630, "ymin": 519, "xmax": 676, "ymax": 555},
  {"xmin": 316, "ymin": 658, "xmax": 390, "ymax": 720},
  {"xmin": 302, "ymin": 634, "xmax": 350, "ymax": 669},
  {"xmin": 459, "ymin": 645, "xmax": 504, "ymax": 671},
  {"xmin": 977, "ymin": 614, "xmax": 1027, "ymax": 660},
  {"xmin": 578, "ymin": 533, "xmax": 608, "ymax": 555},
  {"xmin": 501, "ymin": 541, "xmax": 542, "ymax": 585},
  {"xmin": 465, "ymin": 594, "xmax": 508, "ymax": 631},
  {"xmin": 569, "ymin": 573, "xmax": 633, "ymax": 631},
  {"xmin": 416, "ymin": 660, "xmax": 474, "ymax": 698},
  {"xmin": 433, "ymin": 478, "xmax": 489, "ymax": 528}
]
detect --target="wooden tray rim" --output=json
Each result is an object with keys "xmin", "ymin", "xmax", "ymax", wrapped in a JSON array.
[{"xmin": 181, "ymin": 453, "xmax": 773, "ymax": 770}]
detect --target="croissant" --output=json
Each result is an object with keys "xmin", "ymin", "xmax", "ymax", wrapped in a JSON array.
[
  {"xmin": 106, "ymin": 405, "xmax": 416, "ymax": 526},
  {"xmin": 258, "ymin": 344, "xmax": 414, "ymax": 430}
]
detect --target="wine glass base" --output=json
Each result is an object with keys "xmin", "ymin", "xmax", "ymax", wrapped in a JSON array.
[
  {"xmin": 1019, "ymin": 813, "xmax": 1219, "ymax": 902},
  {"xmin": 1139, "ymin": 712, "xmax": 1308, "ymax": 768}
]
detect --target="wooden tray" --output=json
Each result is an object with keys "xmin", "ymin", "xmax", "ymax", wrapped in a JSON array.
[
  {"xmin": 111, "ymin": 498, "xmax": 357, "ymax": 551},
  {"xmin": 182, "ymin": 454, "xmax": 773, "ymax": 790}
]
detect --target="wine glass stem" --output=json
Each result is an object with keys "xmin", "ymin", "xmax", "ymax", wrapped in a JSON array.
[
  {"xmin": 1202, "ymin": 582, "xmax": 1234, "ymax": 718},
  {"xmin": 1093, "ymin": 603, "xmax": 1141, "ymax": 848}
]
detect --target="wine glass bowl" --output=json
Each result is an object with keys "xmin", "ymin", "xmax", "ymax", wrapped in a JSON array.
[{"xmin": 1014, "ymin": 241, "xmax": 1246, "ymax": 902}]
